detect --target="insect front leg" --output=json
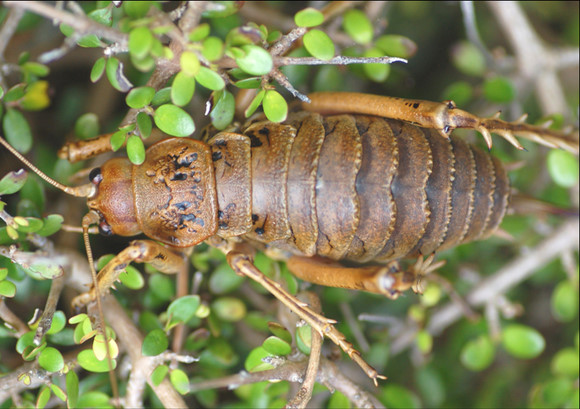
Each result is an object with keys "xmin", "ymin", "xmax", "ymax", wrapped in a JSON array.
[
  {"xmin": 225, "ymin": 249, "xmax": 386, "ymax": 386},
  {"xmin": 72, "ymin": 240, "xmax": 189, "ymax": 310},
  {"xmin": 286, "ymin": 254, "xmax": 446, "ymax": 299}
]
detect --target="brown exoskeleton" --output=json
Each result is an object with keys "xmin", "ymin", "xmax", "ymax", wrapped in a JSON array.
[{"xmin": 1, "ymin": 92, "xmax": 578, "ymax": 385}]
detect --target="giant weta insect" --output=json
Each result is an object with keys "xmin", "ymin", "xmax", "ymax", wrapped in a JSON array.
[{"xmin": 1, "ymin": 92, "xmax": 578, "ymax": 385}]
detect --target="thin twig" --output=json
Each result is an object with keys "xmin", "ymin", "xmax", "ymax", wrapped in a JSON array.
[
  {"xmin": 3, "ymin": 1, "xmax": 128, "ymax": 48},
  {"xmin": 34, "ymin": 274, "xmax": 65, "ymax": 345},
  {"xmin": 277, "ymin": 55, "xmax": 407, "ymax": 66},
  {"xmin": 0, "ymin": 7, "xmax": 25, "ymax": 58}
]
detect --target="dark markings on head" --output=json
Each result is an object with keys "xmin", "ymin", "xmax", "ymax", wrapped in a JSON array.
[{"xmin": 212, "ymin": 151, "xmax": 223, "ymax": 161}]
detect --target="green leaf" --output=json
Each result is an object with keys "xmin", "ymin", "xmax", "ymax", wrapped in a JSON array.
[
  {"xmin": 154, "ymin": 104, "xmax": 195, "ymax": 137},
  {"xmin": 0, "ymin": 280, "xmax": 16, "ymax": 297},
  {"xmin": 124, "ymin": 1, "xmax": 152, "ymax": 18},
  {"xmin": 460, "ymin": 335, "xmax": 495, "ymax": 371},
  {"xmin": 195, "ymin": 67, "xmax": 225, "ymax": 91},
  {"xmin": 245, "ymin": 346, "xmax": 275, "ymax": 372},
  {"xmin": 342, "ymin": 9, "xmax": 373, "ymax": 45},
  {"xmin": 303, "ymin": 29, "xmax": 335, "ymax": 61},
  {"xmin": 38, "ymin": 347, "xmax": 64, "ymax": 372},
  {"xmin": 210, "ymin": 90, "xmax": 235, "ymax": 130},
  {"xmin": 3, "ymin": 109, "xmax": 32, "ymax": 153},
  {"xmin": 167, "ymin": 295, "xmax": 201, "ymax": 327},
  {"xmin": 171, "ymin": 72, "xmax": 196, "ymax": 106},
  {"xmin": 551, "ymin": 347, "xmax": 580, "ymax": 377},
  {"xmin": 126, "ymin": 135, "xmax": 145, "ymax": 165},
  {"xmin": 442, "ymin": 81, "xmax": 473, "ymax": 107},
  {"xmin": 362, "ymin": 47, "xmax": 390, "ymax": 82},
  {"xmin": 180, "ymin": 51, "xmax": 200, "ymax": 77},
  {"xmin": 118, "ymin": 265, "xmax": 144, "ymax": 290},
  {"xmin": 0, "ymin": 268, "xmax": 6, "ymax": 281},
  {"xmin": 189, "ymin": 23, "xmax": 210, "ymax": 42},
  {"xmin": 20, "ymin": 81, "xmax": 50, "ymax": 111},
  {"xmin": 235, "ymin": 45, "xmax": 273, "ymax": 76},
  {"xmin": 294, "ymin": 8, "xmax": 324, "ymax": 28},
  {"xmin": 380, "ymin": 384, "xmax": 421, "ymax": 409},
  {"xmin": 36, "ymin": 214, "xmax": 63, "ymax": 236},
  {"xmin": 110, "ymin": 130, "xmax": 127, "ymax": 152},
  {"xmin": 151, "ymin": 364, "xmax": 169, "ymax": 386},
  {"xmin": 126, "ymin": 86, "xmax": 155, "ymax": 109},
  {"xmin": 142, "ymin": 328, "xmax": 169, "ymax": 356},
  {"xmin": 90, "ymin": 57, "xmax": 106, "ymax": 83},
  {"xmin": 262, "ymin": 336, "xmax": 292, "ymax": 356},
  {"xmin": 36, "ymin": 386, "xmax": 51, "ymax": 409},
  {"xmin": 502, "ymin": 324, "xmax": 545, "ymax": 359},
  {"xmin": 267, "ymin": 322, "xmax": 292, "ymax": 344},
  {"xmin": 151, "ymin": 87, "xmax": 171, "ymax": 106},
  {"xmin": 77, "ymin": 391, "xmax": 113, "ymax": 408},
  {"xmin": 105, "ymin": 57, "xmax": 133, "ymax": 92},
  {"xmin": 209, "ymin": 263, "xmax": 244, "ymax": 294},
  {"xmin": 66, "ymin": 371, "xmax": 79, "ymax": 409},
  {"xmin": 201, "ymin": 37, "xmax": 224, "ymax": 62},
  {"xmin": 244, "ymin": 89, "xmax": 265, "ymax": 118},
  {"xmin": 129, "ymin": 26, "xmax": 153, "ymax": 60},
  {"xmin": 0, "ymin": 170, "xmax": 28, "ymax": 195},
  {"xmin": 170, "ymin": 369, "xmax": 190, "ymax": 395},
  {"xmin": 263, "ymin": 90, "xmax": 287, "ymax": 123},
  {"xmin": 328, "ymin": 390, "xmax": 351, "ymax": 409},
  {"xmin": 483, "ymin": 76, "xmax": 516, "ymax": 103},
  {"xmin": 416, "ymin": 330, "xmax": 433, "ymax": 354},
  {"xmin": 547, "ymin": 150, "xmax": 579, "ymax": 188},
  {"xmin": 375, "ymin": 34, "xmax": 417, "ymax": 58},
  {"xmin": 47, "ymin": 310, "xmax": 66, "ymax": 334},
  {"xmin": 136, "ymin": 112, "xmax": 152, "ymax": 138},
  {"xmin": 77, "ymin": 349, "xmax": 116, "ymax": 372},
  {"xmin": 451, "ymin": 41, "xmax": 486, "ymax": 77},
  {"xmin": 296, "ymin": 324, "xmax": 312, "ymax": 355},
  {"xmin": 211, "ymin": 297, "xmax": 246, "ymax": 322},
  {"xmin": 4, "ymin": 83, "xmax": 26, "ymax": 102},
  {"xmin": 551, "ymin": 280, "xmax": 579, "ymax": 322},
  {"xmin": 75, "ymin": 113, "xmax": 99, "ymax": 140}
]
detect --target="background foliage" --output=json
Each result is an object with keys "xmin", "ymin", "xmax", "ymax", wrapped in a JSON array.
[{"xmin": 0, "ymin": 1, "xmax": 578, "ymax": 408}]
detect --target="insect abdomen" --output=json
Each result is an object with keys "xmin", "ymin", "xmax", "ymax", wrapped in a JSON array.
[{"xmin": 227, "ymin": 112, "xmax": 510, "ymax": 262}]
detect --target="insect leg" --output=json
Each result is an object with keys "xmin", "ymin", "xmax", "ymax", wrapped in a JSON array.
[
  {"xmin": 72, "ymin": 240, "xmax": 188, "ymax": 309},
  {"xmin": 286, "ymin": 255, "xmax": 446, "ymax": 299},
  {"xmin": 226, "ymin": 250, "xmax": 387, "ymax": 386}
]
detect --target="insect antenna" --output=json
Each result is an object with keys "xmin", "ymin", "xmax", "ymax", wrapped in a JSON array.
[{"xmin": 0, "ymin": 136, "xmax": 95, "ymax": 198}]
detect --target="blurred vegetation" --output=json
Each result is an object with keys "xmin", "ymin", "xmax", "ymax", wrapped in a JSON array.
[{"xmin": 0, "ymin": 1, "xmax": 578, "ymax": 408}]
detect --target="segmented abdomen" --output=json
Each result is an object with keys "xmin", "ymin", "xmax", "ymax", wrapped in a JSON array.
[{"xmin": 241, "ymin": 112, "xmax": 510, "ymax": 263}]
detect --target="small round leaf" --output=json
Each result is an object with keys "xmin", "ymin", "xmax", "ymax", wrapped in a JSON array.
[
  {"xmin": 460, "ymin": 335, "xmax": 495, "ymax": 371},
  {"xmin": 303, "ymin": 29, "xmax": 335, "ymax": 61},
  {"xmin": 483, "ymin": 76, "xmax": 516, "ymax": 103},
  {"xmin": 502, "ymin": 324, "xmax": 545, "ymax": 359},
  {"xmin": 245, "ymin": 346, "xmax": 275, "ymax": 372},
  {"xmin": 167, "ymin": 295, "xmax": 201, "ymax": 325},
  {"xmin": 0, "ymin": 170, "xmax": 28, "ymax": 195},
  {"xmin": 126, "ymin": 86, "xmax": 155, "ymax": 109},
  {"xmin": 263, "ymin": 90, "xmax": 288, "ymax": 123},
  {"xmin": 38, "ymin": 347, "xmax": 64, "ymax": 372},
  {"xmin": 180, "ymin": 51, "xmax": 200, "ymax": 77},
  {"xmin": 142, "ymin": 328, "xmax": 169, "ymax": 356},
  {"xmin": 3, "ymin": 109, "xmax": 32, "ymax": 153},
  {"xmin": 154, "ymin": 104, "xmax": 195, "ymax": 137},
  {"xmin": 262, "ymin": 336, "xmax": 292, "ymax": 356},
  {"xmin": 170, "ymin": 369, "xmax": 190, "ymax": 395},
  {"xmin": 212, "ymin": 297, "xmax": 246, "ymax": 322},
  {"xmin": 171, "ymin": 72, "xmax": 196, "ymax": 106},
  {"xmin": 210, "ymin": 90, "xmax": 235, "ymax": 130},
  {"xmin": 0, "ymin": 280, "xmax": 16, "ymax": 297},
  {"xmin": 547, "ymin": 150, "xmax": 579, "ymax": 188},
  {"xmin": 126, "ymin": 135, "xmax": 145, "ymax": 165},
  {"xmin": 75, "ymin": 113, "xmax": 99, "ymax": 140},
  {"xmin": 129, "ymin": 26, "xmax": 153, "ymax": 60},
  {"xmin": 342, "ymin": 9, "xmax": 373, "ymax": 45},
  {"xmin": 294, "ymin": 8, "xmax": 324, "ymax": 28},
  {"xmin": 195, "ymin": 67, "xmax": 225, "ymax": 91},
  {"xmin": 235, "ymin": 45, "xmax": 273, "ymax": 76},
  {"xmin": 136, "ymin": 112, "xmax": 152, "ymax": 138}
]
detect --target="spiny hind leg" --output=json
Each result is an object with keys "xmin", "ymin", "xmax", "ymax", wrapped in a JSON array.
[
  {"xmin": 72, "ymin": 240, "xmax": 188, "ymax": 309},
  {"xmin": 286, "ymin": 254, "xmax": 446, "ymax": 299},
  {"xmin": 226, "ymin": 250, "xmax": 386, "ymax": 386},
  {"xmin": 303, "ymin": 92, "xmax": 578, "ymax": 153}
]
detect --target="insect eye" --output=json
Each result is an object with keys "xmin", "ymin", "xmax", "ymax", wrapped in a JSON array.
[
  {"xmin": 98, "ymin": 220, "xmax": 113, "ymax": 236},
  {"xmin": 89, "ymin": 168, "xmax": 103, "ymax": 185}
]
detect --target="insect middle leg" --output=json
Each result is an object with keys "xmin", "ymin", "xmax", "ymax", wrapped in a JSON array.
[
  {"xmin": 72, "ymin": 240, "xmax": 189, "ymax": 310},
  {"xmin": 225, "ymin": 249, "xmax": 387, "ymax": 385}
]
